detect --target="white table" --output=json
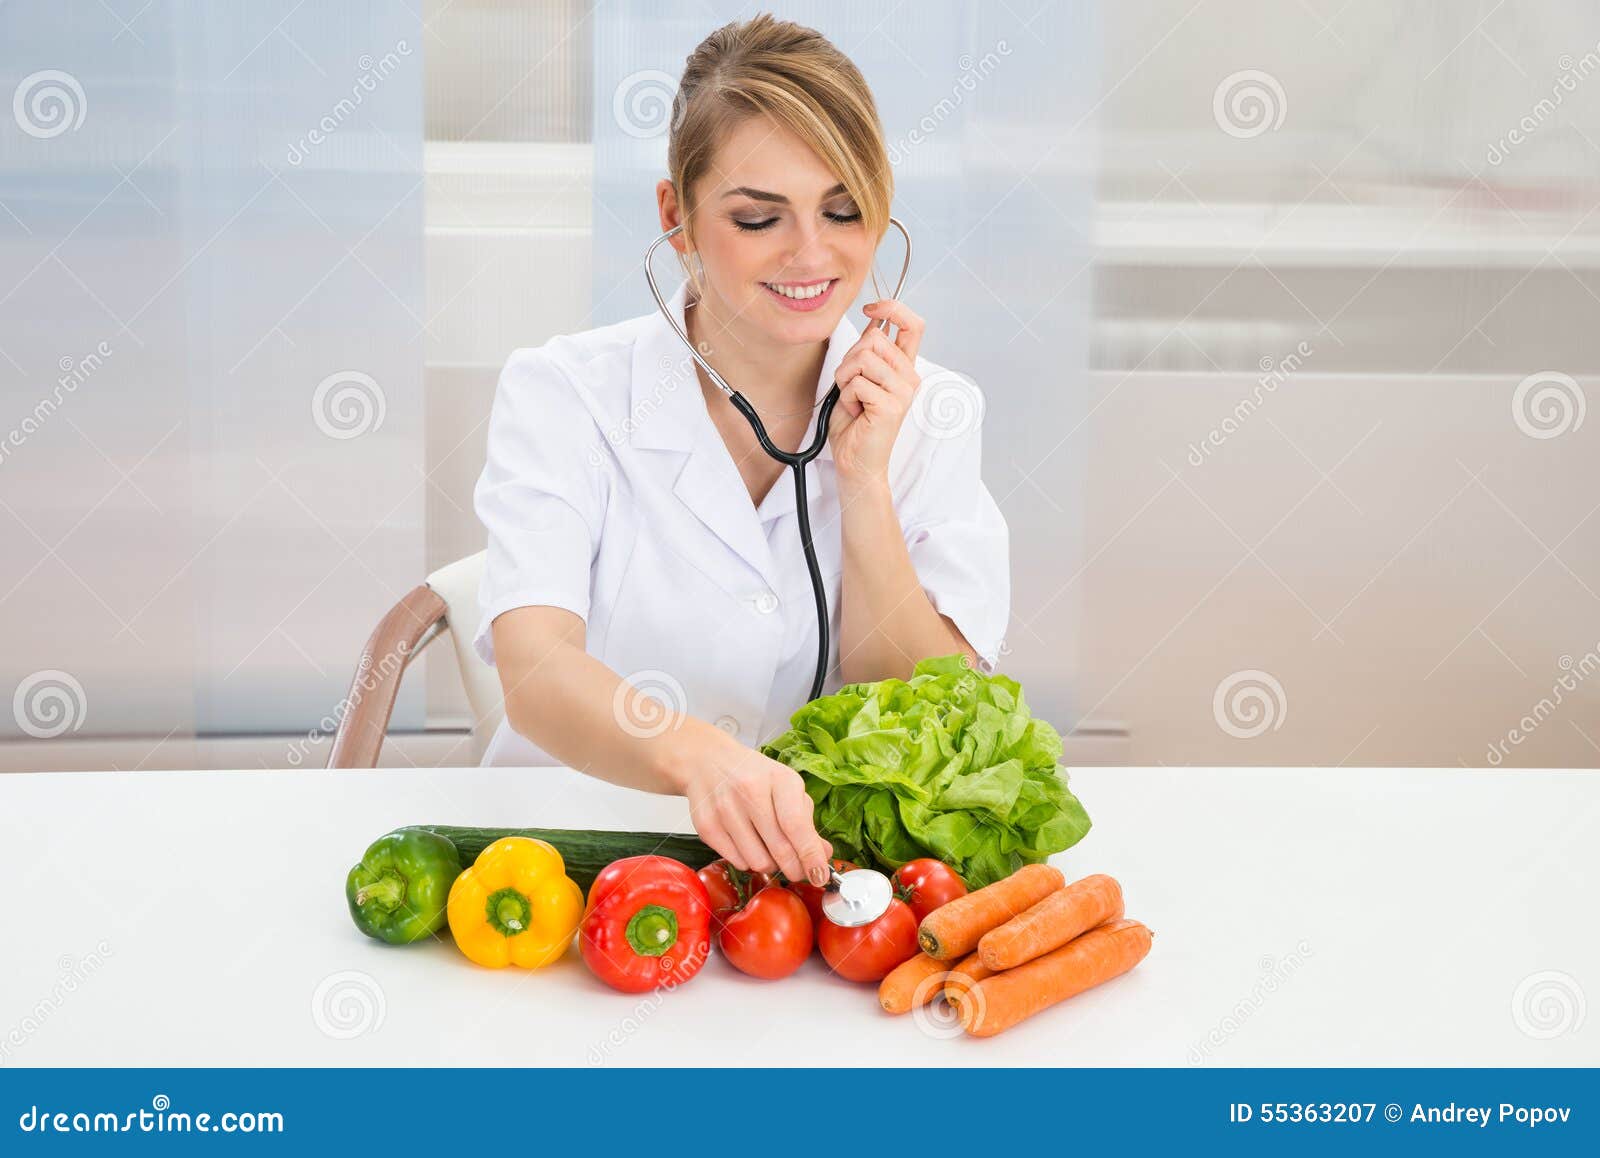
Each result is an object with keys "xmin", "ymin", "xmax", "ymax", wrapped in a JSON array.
[{"xmin": 2, "ymin": 764, "xmax": 1595, "ymax": 1066}]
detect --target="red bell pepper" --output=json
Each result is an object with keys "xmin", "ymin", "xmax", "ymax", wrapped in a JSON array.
[{"xmin": 580, "ymin": 855, "xmax": 714, "ymax": 993}]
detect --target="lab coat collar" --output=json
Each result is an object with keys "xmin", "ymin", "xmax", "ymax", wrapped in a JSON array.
[
  {"xmin": 629, "ymin": 280, "xmax": 855, "ymax": 458},
  {"xmin": 628, "ymin": 280, "xmax": 856, "ymax": 590}
]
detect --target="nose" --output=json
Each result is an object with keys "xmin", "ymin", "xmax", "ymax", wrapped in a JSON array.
[{"xmin": 784, "ymin": 217, "xmax": 831, "ymax": 273}]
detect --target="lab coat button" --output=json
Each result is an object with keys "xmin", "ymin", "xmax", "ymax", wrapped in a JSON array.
[
  {"xmin": 714, "ymin": 714, "xmax": 740, "ymax": 736},
  {"xmin": 754, "ymin": 591, "xmax": 779, "ymax": 614}
]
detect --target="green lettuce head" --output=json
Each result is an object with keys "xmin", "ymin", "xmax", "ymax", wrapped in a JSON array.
[{"xmin": 759, "ymin": 654, "xmax": 1091, "ymax": 888}]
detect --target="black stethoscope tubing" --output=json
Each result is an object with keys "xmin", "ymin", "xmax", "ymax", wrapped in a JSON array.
[{"xmin": 644, "ymin": 218, "xmax": 912, "ymax": 702}]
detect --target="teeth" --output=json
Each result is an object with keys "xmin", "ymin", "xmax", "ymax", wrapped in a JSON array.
[{"xmin": 764, "ymin": 280, "xmax": 832, "ymax": 300}]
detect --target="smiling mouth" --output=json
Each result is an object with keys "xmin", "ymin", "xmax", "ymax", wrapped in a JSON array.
[{"xmin": 760, "ymin": 278, "xmax": 838, "ymax": 308}]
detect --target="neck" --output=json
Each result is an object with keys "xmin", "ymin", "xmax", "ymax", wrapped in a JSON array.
[{"xmin": 685, "ymin": 288, "xmax": 829, "ymax": 416}]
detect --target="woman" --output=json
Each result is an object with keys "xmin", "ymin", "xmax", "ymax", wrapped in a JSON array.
[{"xmin": 471, "ymin": 14, "xmax": 1009, "ymax": 889}]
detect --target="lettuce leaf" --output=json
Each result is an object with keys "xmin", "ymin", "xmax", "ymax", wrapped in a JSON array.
[{"xmin": 758, "ymin": 654, "xmax": 1091, "ymax": 887}]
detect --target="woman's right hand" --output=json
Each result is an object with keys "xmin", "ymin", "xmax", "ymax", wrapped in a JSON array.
[{"xmin": 670, "ymin": 726, "xmax": 834, "ymax": 887}]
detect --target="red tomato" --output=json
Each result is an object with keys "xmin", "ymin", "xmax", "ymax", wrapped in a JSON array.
[
  {"xmin": 717, "ymin": 886, "xmax": 813, "ymax": 980},
  {"xmin": 893, "ymin": 858, "xmax": 967, "ymax": 922},
  {"xmin": 817, "ymin": 897, "xmax": 920, "ymax": 983},
  {"xmin": 784, "ymin": 858, "xmax": 858, "ymax": 933},
  {"xmin": 697, "ymin": 860, "xmax": 773, "ymax": 934}
]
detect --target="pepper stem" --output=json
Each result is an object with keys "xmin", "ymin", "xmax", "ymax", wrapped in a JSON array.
[
  {"xmin": 624, "ymin": 904, "xmax": 680, "ymax": 957},
  {"xmin": 484, "ymin": 887, "xmax": 533, "ymax": 937},
  {"xmin": 355, "ymin": 870, "xmax": 406, "ymax": 912}
]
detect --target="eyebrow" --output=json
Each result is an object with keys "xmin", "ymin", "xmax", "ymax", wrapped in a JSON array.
[{"xmin": 721, "ymin": 182, "xmax": 848, "ymax": 205}]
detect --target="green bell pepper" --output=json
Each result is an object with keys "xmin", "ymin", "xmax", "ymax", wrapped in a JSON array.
[{"xmin": 346, "ymin": 827, "xmax": 462, "ymax": 944}]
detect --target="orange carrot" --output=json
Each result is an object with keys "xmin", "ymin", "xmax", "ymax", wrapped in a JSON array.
[
  {"xmin": 954, "ymin": 917, "xmax": 1153, "ymax": 1037},
  {"xmin": 977, "ymin": 873, "xmax": 1124, "ymax": 971},
  {"xmin": 878, "ymin": 952, "xmax": 948, "ymax": 1014},
  {"xmin": 916, "ymin": 863, "xmax": 1065, "ymax": 960},
  {"xmin": 941, "ymin": 951, "xmax": 997, "ymax": 1002}
]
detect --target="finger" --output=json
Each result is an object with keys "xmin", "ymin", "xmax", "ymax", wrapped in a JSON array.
[
  {"xmin": 862, "ymin": 300, "xmax": 924, "ymax": 361},
  {"xmin": 694, "ymin": 813, "xmax": 743, "ymax": 870},
  {"xmin": 745, "ymin": 780, "xmax": 805, "ymax": 882},
  {"xmin": 773, "ymin": 776, "xmax": 831, "ymax": 883},
  {"xmin": 717, "ymin": 788, "xmax": 777, "ymax": 874},
  {"xmin": 847, "ymin": 354, "xmax": 904, "ymax": 404},
  {"xmin": 843, "ymin": 373, "xmax": 894, "ymax": 414},
  {"xmin": 864, "ymin": 327, "xmax": 915, "ymax": 378}
]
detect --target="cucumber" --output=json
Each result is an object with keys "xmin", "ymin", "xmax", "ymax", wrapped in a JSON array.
[{"xmin": 416, "ymin": 826, "xmax": 718, "ymax": 893}]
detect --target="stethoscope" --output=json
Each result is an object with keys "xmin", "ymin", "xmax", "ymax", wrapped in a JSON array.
[{"xmin": 644, "ymin": 217, "xmax": 913, "ymax": 926}]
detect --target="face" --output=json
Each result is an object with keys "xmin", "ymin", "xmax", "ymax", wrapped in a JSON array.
[{"xmin": 658, "ymin": 116, "xmax": 877, "ymax": 348}]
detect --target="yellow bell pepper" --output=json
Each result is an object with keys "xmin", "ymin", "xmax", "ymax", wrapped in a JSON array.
[{"xmin": 446, "ymin": 836, "xmax": 584, "ymax": 969}]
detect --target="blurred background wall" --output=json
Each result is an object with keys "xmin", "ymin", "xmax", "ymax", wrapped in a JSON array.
[{"xmin": 2, "ymin": 0, "xmax": 1597, "ymax": 771}]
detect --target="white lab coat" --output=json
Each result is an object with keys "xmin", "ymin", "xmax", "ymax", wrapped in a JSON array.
[{"xmin": 472, "ymin": 280, "xmax": 1010, "ymax": 767}]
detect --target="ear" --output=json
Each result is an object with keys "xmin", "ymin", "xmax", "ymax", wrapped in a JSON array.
[{"xmin": 656, "ymin": 179, "xmax": 689, "ymax": 254}]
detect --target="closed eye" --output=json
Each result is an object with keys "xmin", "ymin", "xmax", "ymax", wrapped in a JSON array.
[{"xmin": 733, "ymin": 210, "xmax": 862, "ymax": 233}]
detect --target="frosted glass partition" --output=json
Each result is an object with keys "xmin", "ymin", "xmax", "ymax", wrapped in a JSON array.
[
  {"xmin": 0, "ymin": 1, "xmax": 424, "ymax": 751},
  {"xmin": 589, "ymin": 2, "xmax": 1097, "ymax": 724}
]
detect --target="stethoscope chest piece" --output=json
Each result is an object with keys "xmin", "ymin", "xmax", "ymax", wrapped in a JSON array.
[{"xmin": 820, "ymin": 866, "xmax": 895, "ymax": 927}]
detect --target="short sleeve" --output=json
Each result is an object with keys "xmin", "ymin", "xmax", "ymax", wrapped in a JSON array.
[
  {"xmin": 895, "ymin": 365, "xmax": 1011, "ymax": 673},
  {"xmin": 471, "ymin": 348, "xmax": 610, "ymax": 668}
]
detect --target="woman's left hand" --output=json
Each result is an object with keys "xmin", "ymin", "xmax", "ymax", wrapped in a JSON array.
[{"xmin": 827, "ymin": 299, "xmax": 924, "ymax": 487}]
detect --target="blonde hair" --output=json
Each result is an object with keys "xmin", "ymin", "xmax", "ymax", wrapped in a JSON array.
[{"xmin": 667, "ymin": 13, "xmax": 894, "ymax": 295}]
